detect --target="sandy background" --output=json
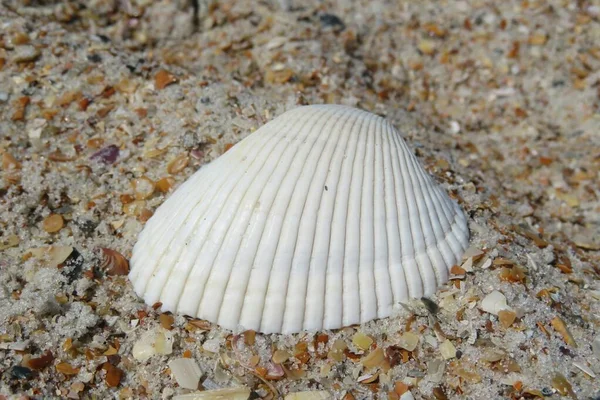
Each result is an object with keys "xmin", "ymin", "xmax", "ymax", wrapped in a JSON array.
[{"xmin": 1, "ymin": 0, "xmax": 599, "ymax": 399}]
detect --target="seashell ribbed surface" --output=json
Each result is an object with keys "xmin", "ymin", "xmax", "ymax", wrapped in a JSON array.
[{"xmin": 129, "ymin": 105, "xmax": 469, "ymax": 333}]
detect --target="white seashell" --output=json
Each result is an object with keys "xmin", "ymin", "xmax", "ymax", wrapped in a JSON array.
[{"xmin": 129, "ymin": 105, "xmax": 469, "ymax": 333}]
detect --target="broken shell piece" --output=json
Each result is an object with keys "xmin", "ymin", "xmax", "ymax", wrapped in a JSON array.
[
  {"xmin": 28, "ymin": 246, "xmax": 73, "ymax": 267},
  {"xmin": 285, "ymin": 391, "xmax": 332, "ymax": 400},
  {"xmin": 173, "ymin": 387, "xmax": 251, "ymax": 400},
  {"xmin": 129, "ymin": 105, "xmax": 470, "ymax": 333},
  {"xmin": 168, "ymin": 358, "xmax": 202, "ymax": 390},
  {"xmin": 481, "ymin": 291, "xmax": 513, "ymax": 316},
  {"xmin": 131, "ymin": 328, "xmax": 174, "ymax": 361},
  {"xmin": 439, "ymin": 339, "xmax": 456, "ymax": 360},
  {"xmin": 592, "ymin": 336, "xmax": 600, "ymax": 359},
  {"xmin": 398, "ymin": 332, "xmax": 420, "ymax": 352},
  {"xmin": 100, "ymin": 248, "xmax": 130, "ymax": 276}
]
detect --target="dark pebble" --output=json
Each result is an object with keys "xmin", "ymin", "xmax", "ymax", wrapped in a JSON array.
[
  {"xmin": 87, "ymin": 54, "xmax": 102, "ymax": 63},
  {"xmin": 421, "ymin": 297, "xmax": 439, "ymax": 314},
  {"xmin": 9, "ymin": 366, "xmax": 34, "ymax": 380},
  {"xmin": 77, "ymin": 219, "xmax": 98, "ymax": 237},
  {"xmin": 319, "ymin": 13, "xmax": 345, "ymax": 30},
  {"xmin": 60, "ymin": 248, "xmax": 84, "ymax": 283}
]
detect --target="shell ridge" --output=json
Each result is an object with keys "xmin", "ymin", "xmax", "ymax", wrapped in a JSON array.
[
  {"xmin": 411, "ymin": 161, "xmax": 454, "ymax": 235},
  {"xmin": 257, "ymin": 109, "xmax": 347, "ymax": 332},
  {"xmin": 298, "ymin": 108, "xmax": 360, "ymax": 330},
  {"xmin": 167, "ymin": 115, "xmax": 294, "ymax": 315},
  {"xmin": 158, "ymin": 116, "xmax": 292, "ymax": 307},
  {"xmin": 385, "ymin": 121, "xmax": 414, "ymax": 302},
  {"xmin": 216, "ymin": 107, "xmax": 331, "ymax": 331},
  {"xmin": 269, "ymin": 107, "xmax": 354, "ymax": 332},
  {"xmin": 135, "ymin": 148, "xmax": 250, "ymax": 298},
  {"xmin": 321, "ymin": 111, "xmax": 364, "ymax": 329},
  {"xmin": 148, "ymin": 157, "xmax": 250, "ymax": 305},
  {"xmin": 395, "ymin": 130, "xmax": 440, "ymax": 290},
  {"xmin": 373, "ymin": 117, "xmax": 393, "ymax": 318},
  {"xmin": 389, "ymin": 124, "xmax": 423, "ymax": 297},
  {"xmin": 255, "ymin": 107, "xmax": 346, "ymax": 332},
  {"xmin": 363, "ymin": 112, "xmax": 379, "ymax": 321},
  {"xmin": 131, "ymin": 153, "xmax": 233, "ymax": 284},
  {"xmin": 354, "ymin": 113, "xmax": 377, "ymax": 324},
  {"xmin": 332, "ymin": 110, "xmax": 367, "ymax": 329},
  {"xmin": 398, "ymin": 137, "xmax": 438, "ymax": 295},
  {"xmin": 381, "ymin": 120, "xmax": 409, "ymax": 305},
  {"xmin": 215, "ymin": 108, "xmax": 324, "ymax": 330},
  {"xmin": 189, "ymin": 111, "xmax": 308, "ymax": 322},
  {"xmin": 133, "ymin": 125, "xmax": 281, "ymax": 294},
  {"xmin": 129, "ymin": 168, "xmax": 215, "ymax": 284},
  {"xmin": 228, "ymin": 107, "xmax": 339, "ymax": 331},
  {"xmin": 282, "ymin": 107, "xmax": 352, "ymax": 331},
  {"xmin": 399, "ymin": 143, "xmax": 469, "ymax": 267},
  {"xmin": 295, "ymin": 108, "xmax": 356, "ymax": 330},
  {"xmin": 402, "ymin": 143, "xmax": 450, "ymax": 285},
  {"xmin": 340, "ymin": 112, "xmax": 369, "ymax": 326}
]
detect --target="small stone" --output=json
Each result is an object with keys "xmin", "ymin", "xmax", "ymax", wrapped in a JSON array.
[
  {"xmin": 272, "ymin": 350, "xmax": 291, "ymax": 364},
  {"xmin": 90, "ymin": 145, "xmax": 120, "ymax": 165},
  {"xmin": 167, "ymin": 154, "xmax": 189, "ymax": 175},
  {"xmin": 417, "ymin": 39, "xmax": 436, "ymax": 55},
  {"xmin": 319, "ymin": 14, "xmax": 345, "ymax": 30},
  {"xmin": 9, "ymin": 366, "xmax": 34, "ymax": 380},
  {"xmin": 104, "ymin": 363, "xmax": 123, "ymax": 387},
  {"xmin": 498, "ymin": 310, "xmax": 517, "ymax": 328},
  {"xmin": 352, "ymin": 332, "xmax": 373, "ymax": 351},
  {"xmin": 155, "ymin": 69, "xmax": 178, "ymax": 90},
  {"xmin": 132, "ymin": 176, "xmax": 155, "ymax": 200},
  {"xmin": 13, "ymin": 45, "xmax": 40, "ymax": 63},
  {"xmin": 159, "ymin": 313, "xmax": 175, "ymax": 330},
  {"xmin": 156, "ymin": 177, "xmax": 175, "ymax": 193},
  {"xmin": 43, "ymin": 214, "xmax": 64, "ymax": 233}
]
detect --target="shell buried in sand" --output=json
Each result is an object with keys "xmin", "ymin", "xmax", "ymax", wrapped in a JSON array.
[{"xmin": 129, "ymin": 105, "xmax": 469, "ymax": 333}]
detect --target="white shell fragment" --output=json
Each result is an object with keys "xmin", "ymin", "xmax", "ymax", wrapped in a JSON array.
[
  {"xmin": 285, "ymin": 391, "xmax": 333, "ymax": 400},
  {"xmin": 168, "ymin": 358, "xmax": 202, "ymax": 390},
  {"xmin": 131, "ymin": 327, "xmax": 174, "ymax": 361},
  {"xmin": 173, "ymin": 387, "xmax": 251, "ymax": 400},
  {"xmin": 129, "ymin": 105, "xmax": 469, "ymax": 333},
  {"xmin": 481, "ymin": 290, "xmax": 513, "ymax": 316}
]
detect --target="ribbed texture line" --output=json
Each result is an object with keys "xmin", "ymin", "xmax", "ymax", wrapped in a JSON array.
[{"xmin": 129, "ymin": 105, "xmax": 470, "ymax": 333}]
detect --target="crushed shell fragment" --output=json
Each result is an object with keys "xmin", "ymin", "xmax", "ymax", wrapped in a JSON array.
[{"xmin": 129, "ymin": 105, "xmax": 470, "ymax": 333}]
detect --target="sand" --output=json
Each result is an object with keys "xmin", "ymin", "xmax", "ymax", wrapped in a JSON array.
[{"xmin": 0, "ymin": 0, "xmax": 599, "ymax": 399}]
